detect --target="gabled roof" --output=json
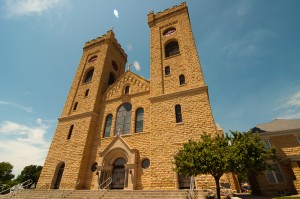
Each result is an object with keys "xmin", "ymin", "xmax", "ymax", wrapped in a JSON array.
[
  {"xmin": 255, "ymin": 119, "xmax": 300, "ymax": 132},
  {"xmin": 105, "ymin": 70, "xmax": 150, "ymax": 100}
]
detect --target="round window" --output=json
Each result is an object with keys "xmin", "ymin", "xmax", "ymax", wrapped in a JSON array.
[
  {"xmin": 141, "ymin": 158, "xmax": 150, "ymax": 169},
  {"xmin": 91, "ymin": 162, "xmax": 98, "ymax": 172}
]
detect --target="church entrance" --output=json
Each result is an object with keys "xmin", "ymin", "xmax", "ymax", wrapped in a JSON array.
[
  {"xmin": 111, "ymin": 158, "xmax": 126, "ymax": 189},
  {"xmin": 54, "ymin": 163, "xmax": 65, "ymax": 189}
]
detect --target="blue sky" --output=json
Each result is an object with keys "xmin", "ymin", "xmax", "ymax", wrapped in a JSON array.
[{"xmin": 0, "ymin": 0, "xmax": 300, "ymax": 176}]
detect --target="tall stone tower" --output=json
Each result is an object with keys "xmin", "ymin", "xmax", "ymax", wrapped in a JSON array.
[
  {"xmin": 37, "ymin": 31, "xmax": 127, "ymax": 189},
  {"xmin": 147, "ymin": 2, "xmax": 217, "ymax": 189}
]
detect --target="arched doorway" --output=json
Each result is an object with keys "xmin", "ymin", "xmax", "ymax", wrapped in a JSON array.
[
  {"xmin": 54, "ymin": 163, "xmax": 65, "ymax": 189},
  {"xmin": 111, "ymin": 158, "xmax": 126, "ymax": 189}
]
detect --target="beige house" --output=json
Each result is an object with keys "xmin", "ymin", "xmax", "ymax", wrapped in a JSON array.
[
  {"xmin": 250, "ymin": 119, "xmax": 300, "ymax": 196},
  {"xmin": 37, "ymin": 2, "xmax": 237, "ymax": 192}
]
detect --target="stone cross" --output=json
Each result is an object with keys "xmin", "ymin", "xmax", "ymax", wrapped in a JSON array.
[{"xmin": 126, "ymin": 63, "xmax": 132, "ymax": 71}]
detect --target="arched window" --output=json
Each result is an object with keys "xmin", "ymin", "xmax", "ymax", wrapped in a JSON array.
[
  {"xmin": 112, "ymin": 61, "xmax": 118, "ymax": 71},
  {"xmin": 135, "ymin": 108, "xmax": 144, "ymax": 133},
  {"xmin": 124, "ymin": 86, "xmax": 130, "ymax": 94},
  {"xmin": 54, "ymin": 163, "xmax": 65, "ymax": 189},
  {"xmin": 175, "ymin": 105, "xmax": 182, "ymax": 123},
  {"xmin": 84, "ymin": 68, "xmax": 94, "ymax": 83},
  {"xmin": 165, "ymin": 40, "xmax": 180, "ymax": 57},
  {"xmin": 165, "ymin": 66, "xmax": 170, "ymax": 75},
  {"xmin": 88, "ymin": 55, "xmax": 98, "ymax": 63},
  {"xmin": 179, "ymin": 75, "xmax": 185, "ymax": 85},
  {"xmin": 73, "ymin": 102, "xmax": 78, "ymax": 111},
  {"xmin": 108, "ymin": 73, "xmax": 115, "ymax": 85},
  {"xmin": 67, "ymin": 125, "xmax": 74, "ymax": 140},
  {"xmin": 115, "ymin": 103, "xmax": 132, "ymax": 135},
  {"xmin": 85, "ymin": 89, "xmax": 89, "ymax": 97},
  {"xmin": 103, "ymin": 114, "xmax": 113, "ymax": 138}
]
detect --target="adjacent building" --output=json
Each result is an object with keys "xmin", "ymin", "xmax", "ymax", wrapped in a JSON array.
[{"xmin": 250, "ymin": 119, "xmax": 300, "ymax": 196}]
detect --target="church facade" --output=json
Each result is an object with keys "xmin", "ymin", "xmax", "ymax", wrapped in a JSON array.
[{"xmin": 37, "ymin": 2, "xmax": 235, "ymax": 191}]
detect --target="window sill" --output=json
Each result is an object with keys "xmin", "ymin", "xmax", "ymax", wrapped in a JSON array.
[
  {"xmin": 165, "ymin": 53, "xmax": 180, "ymax": 60},
  {"xmin": 176, "ymin": 122, "xmax": 184, "ymax": 125},
  {"xmin": 179, "ymin": 83, "xmax": 186, "ymax": 86}
]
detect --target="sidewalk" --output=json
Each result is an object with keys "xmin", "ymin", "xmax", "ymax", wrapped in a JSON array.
[{"xmin": 232, "ymin": 193, "xmax": 300, "ymax": 199}]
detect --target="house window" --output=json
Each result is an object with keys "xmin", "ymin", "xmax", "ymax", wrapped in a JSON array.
[
  {"xmin": 108, "ymin": 73, "xmax": 115, "ymax": 85},
  {"xmin": 115, "ymin": 103, "xmax": 132, "ymax": 135},
  {"xmin": 264, "ymin": 140, "xmax": 271, "ymax": 149},
  {"xmin": 179, "ymin": 75, "xmax": 185, "ymax": 85},
  {"xmin": 165, "ymin": 40, "xmax": 180, "ymax": 57},
  {"xmin": 84, "ymin": 68, "xmax": 94, "ymax": 83},
  {"xmin": 165, "ymin": 66, "xmax": 170, "ymax": 75},
  {"xmin": 175, "ymin": 104, "xmax": 182, "ymax": 123},
  {"xmin": 265, "ymin": 164, "xmax": 285, "ymax": 183},
  {"xmin": 85, "ymin": 89, "xmax": 89, "ymax": 97},
  {"xmin": 67, "ymin": 125, "xmax": 74, "ymax": 140},
  {"xmin": 103, "ymin": 114, "xmax": 113, "ymax": 138},
  {"xmin": 135, "ymin": 108, "xmax": 144, "ymax": 133},
  {"xmin": 73, "ymin": 102, "xmax": 78, "ymax": 111},
  {"xmin": 125, "ymin": 86, "xmax": 130, "ymax": 94}
]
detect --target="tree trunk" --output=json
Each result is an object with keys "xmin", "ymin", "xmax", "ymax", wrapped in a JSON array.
[{"xmin": 214, "ymin": 176, "xmax": 221, "ymax": 199}]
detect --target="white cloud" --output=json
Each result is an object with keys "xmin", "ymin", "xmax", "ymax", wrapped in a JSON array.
[
  {"xmin": 0, "ymin": 100, "xmax": 33, "ymax": 113},
  {"xmin": 133, "ymin": 61, "xmax": 141, "ymax": 71},
  {"xmin": 4, "ymin": 0, "xmax": 68, "ymax": 17},
  {"xmin": 0, "ymin": 119, "xmax": 51, "ymax": 176},
  {"xmin": 276, "ymin": 90, "xmax": 300, "ymax": 119},
  {"xmin": 113, "ymin": 9, "xmax": 119, "ymax": 18}
]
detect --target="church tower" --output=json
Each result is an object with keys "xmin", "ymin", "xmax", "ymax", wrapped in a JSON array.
[
  {"xmin": 37, "ymin": 30, "xmax": 127, "ymax": 189},
  {"xmin": 147, "ymin": 3, "xmax": 217, "ymax": 189}
]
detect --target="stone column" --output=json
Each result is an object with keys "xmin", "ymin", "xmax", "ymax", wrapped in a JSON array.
[
  {"xmin": 124, "ymin": 164, "xmax": 137, "ymax": 190},
  {"xmin": 98, "ymin": 166, "xmax": 113, "ymax": 189}
]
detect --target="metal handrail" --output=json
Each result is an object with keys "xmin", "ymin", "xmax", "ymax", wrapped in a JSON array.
[
  {"xmin": 0, "ymin": 179, "xmax": 33, "ymax": 195},
  {"xmin": 84, "ymin": 177, "xmax": 112, "ymax": 199}
]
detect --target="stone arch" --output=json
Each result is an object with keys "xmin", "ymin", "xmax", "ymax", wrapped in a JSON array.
[{"xmin": 51, "ymin": 161, "xmax": 65, "ymax": 189}]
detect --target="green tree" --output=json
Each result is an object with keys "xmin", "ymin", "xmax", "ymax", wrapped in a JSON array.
[
  {"xmin": 16, "ymin": 165, "xmax": 42, "ymax": 188},
  {"xmin": 0, "ymin": 162, "xmax": 15, "ymax": 192},
  {"xmin": 174, "ymin": 134, "xmax": 230, "ymax": 199},
  {"xmin": 174, "ymin": 131, "xmax": 276, "ymax": 199}
]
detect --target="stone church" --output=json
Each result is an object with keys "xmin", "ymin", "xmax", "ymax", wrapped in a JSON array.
[{"xmin": 37, "ymin": 2, "xmax": 236, "ymax": 191}]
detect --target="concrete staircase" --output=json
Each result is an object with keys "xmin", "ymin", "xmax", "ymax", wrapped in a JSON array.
[{"xmin": 0, "ymin": 189, "xmax": 208, "ymax": 199}]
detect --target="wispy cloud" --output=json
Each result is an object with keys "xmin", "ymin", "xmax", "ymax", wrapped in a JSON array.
[
  {"xmin": 277, "ymin": 90, "xmax": 300, "ymax": 119},
  {"xmin": 0, "ymin": 119, "xmax": 51, "ymax": 175},
  {"xmin": 0, "ymin": 100, "xmax": 33, "ymax": 113},
  {"xmin": 4, "ymin": 0, "xmax": 66, "ymax": 17}
]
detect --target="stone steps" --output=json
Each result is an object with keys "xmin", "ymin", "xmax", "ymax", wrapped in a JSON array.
[{"xmin": 0, "ymin": 189, "xmax": 207, "ymax": 199}]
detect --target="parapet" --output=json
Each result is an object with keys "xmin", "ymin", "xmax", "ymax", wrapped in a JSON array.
[
  {"xmin": 83, "ymin": 30, "xmax": 127, "ymax": 60},
  {"xmin": 148, "ymin": 2, "xmax": 187, "ymax": 27}
]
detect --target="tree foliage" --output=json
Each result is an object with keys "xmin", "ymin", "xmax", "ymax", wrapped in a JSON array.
[
  {"xmin": 0, "ymin": 162, "xmax": 14, "ymax": 185},
  {"xmin": 174, "ymin": 130, "xmax": 276, "ymax": 199},
  {"xmin": 16, "ymin": 165, "xmax": 42, "ymax": 187}
]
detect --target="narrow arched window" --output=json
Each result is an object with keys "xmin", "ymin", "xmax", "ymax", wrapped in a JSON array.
[
  {"xmin": 103, "ymin": 114, "xmax": 113, "ymax": 138},
  {"xmin": 165, "ymin": 40, "xmax": 180, "ymax": 57},
  {"xmin": 115, "ymin": 103, "xmax": 132, "ymax": 135},
  {"xmin": 84, "ymin": 68, "xmax": 94, "ymax": 83},
  {"xmin": 85, "ymin": 89, "xmax": 89, "ymax": 97},
  {"xmin": 175, "ymin": 105, "xmax": 182, "ymax": 123},
  {"xmin": 165, "ymin": 66, "xmax": 170, "ymax": 75},
  {"xmin": 112, "ymin": 61, "xmax": 118, "ymax": 71},
  {"xmin": 179, "ymin": 75, "xmax": 185, "ymax": 85},
  {"xmin": 124, "ymin": 86, "xmax": 130, "ymax": 94},
  {"xmin": 108, "ymin": 73, "xmax": 115, "ymax": 85},
  {"xmin": 67, "ymin": 125, "xmax": 74, "ymax": 140},
  {"xmin": 73, "ymin": 102, "xmax": 78, "ymax": 110},
  {"xmin": 135, "ymin": 108, "xmax": 144, "ymax": 133}
]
